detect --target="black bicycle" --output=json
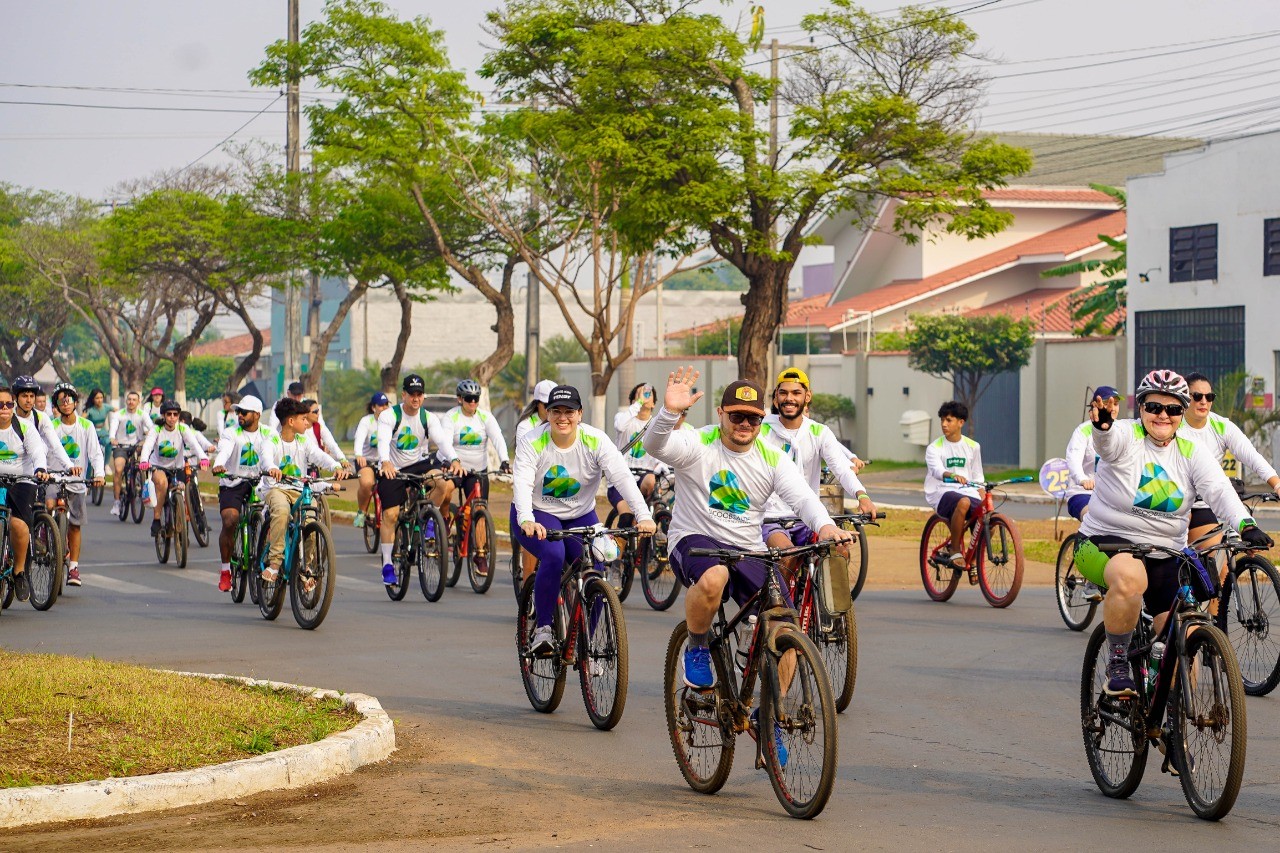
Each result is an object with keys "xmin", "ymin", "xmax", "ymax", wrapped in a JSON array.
[
  {"xmin": 187, "ymin": 468, "xmax": 211, "ymax": 548},
  {"xmin": 1081, "ymin": 537, "xmax": 1247, "ymax": 821},
  {"xmin": 385, "ymin": 471, "xmax": 448, "ymax": 602},
  {"xmin": 515, "ymin": 526, "xmax": 630, "ymax": 730},
  {"xmin": 663, "ymin": 541, "xmax": 839, "ymax": 819},
  {"xmin": 1214, "ymin": 491, "xmax": 1280, "ymax": 696},
  {"xmin": 0, "ymin": 473, "xmax": 62, "ymax": 613}
]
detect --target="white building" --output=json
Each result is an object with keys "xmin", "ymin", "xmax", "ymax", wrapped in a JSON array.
[{"xmin": 1127, "ymin": 131, "xmax": 1280, "ymax": 397}]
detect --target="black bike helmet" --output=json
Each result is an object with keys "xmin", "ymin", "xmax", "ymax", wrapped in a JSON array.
[
  {"xmin": 11, "ymin": 375, "xmax": 40, "ymax": 393},
  {"xmin": 160, "ymin": 399, "xmax": 182, "ymax": 414}
]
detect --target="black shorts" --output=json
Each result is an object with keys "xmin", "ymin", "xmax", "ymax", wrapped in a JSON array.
[
  {"xmin": 3, "ymin": 481, "xmax": 37, "ymax": 528},
  {"xmin": 112, "ymin": 446, "xmax": 137, "ymax": 461},
  {"xmin": 1189, "ymin": 506, "xmax": 1218, "ymax": 529},
  {"xmin": 936, "ymin": 490, "xmax": 981, "ymax": 521},
  {"xmin": 457, "ymin": 471, "xmax": 489, "ymax": 502},
  {"xmin": 1087, "ymin": 534, "xmax": 1181, "ymax": 614},
  {"xmin": 218, "ymin": 480, "xmax": 254, "ymax": 512},
  {"xmin": 377, "ymin": 459, "xmax": 435, "ymax": 510}
]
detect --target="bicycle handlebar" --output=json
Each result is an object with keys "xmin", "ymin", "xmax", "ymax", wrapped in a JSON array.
[
  {"xmin": 688, "ymin": 539, "xmax": 846, "ymax": 563},
  {"xmin": 544, "ymin": 526, "xmax": 637, "ymax": 541}
]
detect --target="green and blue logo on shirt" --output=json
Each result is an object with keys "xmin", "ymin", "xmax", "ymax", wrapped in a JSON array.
[
  {"xmin": 0, "ymin": 440, "xmax": 15, "ymax": 462},
  {"xmin": 627, "ymin": 432, "xmax": 645, "ymax": 459},
  {"xmin": 240, "ymin": 444, "xmax": 260, "ymax": 467},
  {"xmin": 1134, "ymin": 462, "xmax": 1184, "ymax": 514},
  {"xmin": 61, "ymin": 434, "xmax": 81, "ymax": 459},
  {"xmin": 395, "ymin": 427, "xmax": 419, "ymax": 451},
  {"xmin": 158, "ymin": 440, "xmax": 179, "ymax": 459},
  {"xmin": 708, "ymin": 470, "xmax": 749, "ymax": 515},
  {"xmin": 458, "ymin": 426, "xmax": 483, "ymax": 447},
  {"xmin": 280, "ymin": 454, "xmax": 303, "ymax": 478},
  {"xmin": 542, "ymin": 465, "xmax": 581, "ymax": 499},
  {"xmin": 125, "ymin": 420, "xmax": 137, "ymax": 436}
]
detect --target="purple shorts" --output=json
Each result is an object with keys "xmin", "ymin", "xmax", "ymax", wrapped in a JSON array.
[
  {"xmin": 936, "ymin": 490, "xmax": 980, "ymax": 521},
  {"xmin": 670, "ymin": 534, "xmax": 792, "ymax": 608},
  {"xmin": 1067, "ymin": 493, "xmax": 1091, "ymax": 521},
  {"xmin": 761, "ymin": 520, "xmax": 813, "ymax": 547}
]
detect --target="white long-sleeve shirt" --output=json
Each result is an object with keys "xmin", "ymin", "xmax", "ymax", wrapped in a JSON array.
[
  {"xmin": 214, "ymin": 425, "xmax": 280, "ymax": 487},
  {"xmin": 139, "ymin": 423, "xmax": 208, "ymax": 470},
  {"xmin": 376, "ymin": 405, "xmax": 456, "ymax": 468},
  {"xmin": 51, "ymin": 415, "xmax": 105, "ymax": 494},
  {"xmin": 923, "ymin": 435, "xmax": 984, "ymax": 510},
  {"xmin": 1065, "ymin": 420, "xmax": 1099, "ymax": 500},
  {"xmin": 0, "ymin": 418, "xmax": 48, "ymax": 476},
  {"xmin": 643, "ymin": 406, "xmax": 835, "ymax": 554},
  {"xmin": 613, "ymin": 402, "xmax": 659, "ymax": 471},
  {"xmin": 515, "ymin": 413, "xmax": 543, "ymax": 445},
  {"xmin": 16, "ymin": 409, "xmax": 73, "ymax": 471},
  {"xmin": 444, "ymin": 406, "xmax": 509, "ymax": 471},
  {"xmin": 513, "ymin": 422, "xmax": 651, "ymax": 526},
  {"xmin": 109, "ymin": 408, "xmax": 151, "ymax": 447},
  {"xmin": 1179, "ymin": 413, "xmax": 1278, "ymax": 506},
  {"xmin": 353, "ymin": 413, "xmax": 379, "ymax": 459},
  {"xmin": 1079, "ymin": 419, "xmax": 1254, "ymax": 550},
  {"xmin": 758, "ymin": 415, "xmax": 867, "ymax": 516}
]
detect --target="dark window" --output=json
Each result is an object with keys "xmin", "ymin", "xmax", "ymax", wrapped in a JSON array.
[
  {"xmin": 1169, "ymin": 224, "xmax": 1218, "ymax": 282},
  {"xmin": 1266, "ymin": 218, "xmax": 1280, "ymax": 276},
  {"xmin": 1134, "ymin": 306, "xmax": 1244, "ymax": 390}
]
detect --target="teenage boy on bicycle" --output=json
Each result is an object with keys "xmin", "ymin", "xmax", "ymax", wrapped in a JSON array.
[
  {"xmin": 211, "ymin": 395, "xmax": 279, "ymax": 592},
  {"xmin": 924, "ymin": 401, "xmax": 984, "ymax": 571}
]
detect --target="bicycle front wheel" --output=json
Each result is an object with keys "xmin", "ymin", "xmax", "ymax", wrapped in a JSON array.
[
  {"xmin": 27, "ymin": 513, "xmax": 62, "ymax": 611},
  {"xmin": 445, "ymin": 508, "xmax": 462, "ymax": 588},
  {"xmin": 418, "ymin": 505, "xmax": 447, "ymax": 602},
  {"xmin": 578, "ymin": 576, "xmax": 628, "ymax": 730},
  {"xmin": 291, "ymin": 521, "xmax": 337, "ymax": 630},
  {"xmin": 807, "ymin": 595, "xmax": 857, "ymax": 714},
  {"xmin": 919, "ymin": 515, "xmax": 960, "ymax": 602},
  {"xmin": 848, "ymin": 523, "xmax": 870, "ymax": 602},
  {"xmin": 189, "ymin": 484, "xmax": 210, "ymax": 547},
  {"xmin": 1056, "ymin": 533, "xmax": 1097, "ymax": 631},
  {"xmin": 362, "ymin": 507, "xmax": 380, "ymax": 554},
  {"xmin": 640, "ymin": 508, "xmax": 680, "ymax": 611},
  {"xmin": 516, "ymin": 574, "xmax": 566, "ymax": 713},
  {"xmin": 130, "ymin": 469, "xmax": 146, "ymax": 523},
  {"xmin": 1169, "ymin": 623, "xmax": 1247, "ymax": 820},
  {"xmin": 90, "ymin": 478, "xmax": 104, "ymax": 506},
  {"xmin": 174, "ymin": 496, "xmax": 190, "ymax": 569},
  {"xmin": 467, "ymin": 507, "xmax": 495, "ymax": 594},
  {"xmin": 1080, "ymin": 624, "xmax": 1147, "ymax": 799},
  {"xmin": 977, "ymin": 514, "xmax": 1023, "ymax": 608},
  {"xmin": 386, "ymin": 521, "xmax": 411, "ymax": 601},
  {"xmin": 1217, "ymin": 555, "xmax": 1280, "ymax": 696},
  {"xmin": 230, "ymin": 522, "xmax": 248, "ymax": 604},
  {"xmin": 760, "ymin": 626, "xmax": 838, "ymax": 819},
  {"xmin": 663, "ymin": 620, "xmax": 734, "ymax": 794}
]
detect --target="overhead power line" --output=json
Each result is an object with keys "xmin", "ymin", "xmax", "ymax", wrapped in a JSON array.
[{"xmin": 177, "ymin": 94, "xmax": 283, "ymax": 173}]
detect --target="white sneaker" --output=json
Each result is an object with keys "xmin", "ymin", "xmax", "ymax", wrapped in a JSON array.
[
  {"xmin": 530, "ymin": 626, "xmax": 556, "ymax": 657},
  {"xmin": 110, "ymin": 500, "xmax": 121, "ymax": 517},
  {"xmin": 1082, "ymin": 581, "xmax": 1104, "ymax": 603}
]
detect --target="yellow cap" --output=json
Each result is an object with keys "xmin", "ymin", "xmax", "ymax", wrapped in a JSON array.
[{"xmin": 775, "ymin": 367, "xmax": 810, "ymax": 389}]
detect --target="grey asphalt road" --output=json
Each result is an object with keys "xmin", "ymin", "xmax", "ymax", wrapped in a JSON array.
[{"xmin": 6, "ymin": 508, "xmax": 1280, "ymax": 849}]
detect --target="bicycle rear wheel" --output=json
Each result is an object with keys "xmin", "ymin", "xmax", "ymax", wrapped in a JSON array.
[
  {"xmin": 578, "ymin": 576, "xmax": 629, "ymax": 730},
  {"xmin": 467, "ymin": 507, "xmax": 495, "ymax": 594},
  {"xmin": 1080, "ymin": 624, "xmax": 1147, "ymax": 799},
  {"xmin": 807, "ymin": 594, "xmax": 857, "ymax": 714},
  {"xmin": 90, "ymin": 478, "xmax": 104, "ymax": 506},
  {"xmin": 977, "ymin": 514, "xmax": 1023, "ymax": 608},
  {"xmin": 189, "ymin": 484, "xmax": 210, "ymax": 547},
  {"xmin": 258, "ymin": 556, "xmax": 286, "ymax": 621},
  {"xmin": 640, "ymin": 508, "xmax": 680, "ymax": 611},
  {"xmin": 130, "ymin": 469, "xmax": 145, "ymax": 523},
  {"xmin": 760, "ymin": 626, "xmax": 838, "ymax": 819},
  {"xmin": 516, "ymin": 574, "xmax": 566, "ymax": 713},
  {"xmin": 291, "ymin": 521, "xmax": 336, "ymax": 630},
  {"xmin": 919, "ymin": 515, "xmax": 960, "ymax": 602},
  {"xmin": 154, "ymin": 501, "xmax": 171, "ymax": 564},
  {"xmin": 230, "ymin": 522, "xmax": 248, "ymax": 604},
  {"xmin": 27, "ymin": 513, "xmax": 62, "ymax": 611},
  {"xmin": 1216, "ymin": 555, "xmax": 1280, "ymax": 696},
  {"xmin": 445, "ymin": 507, "xmax": 462, "ymax": 588},
  {"xmin": 116, "ymin": 475, "xmax": 131, "ymax": 523},
  {"xmin": 1169, "ymin": 623, "xmax": 1247, "ymax": 820},
  {"xmin": 362, "ymin": 503, "xmax": 380, "ymax": 553},
  {"xmin": 386, "ymin": 521, "xmax": 411, "ymax": 601},
  {"xmin": 1056, "ymin": 533, "xmax": 1097, "ymax": 631},
  {"xmin": 663, "ymin": 620, "xmax": 734, "ymax": 794},
  {"xmin": 418, "ymin": 505, "xmax": 447, "ymax": 602},
  {"xmin": 174, "ymin": 494, "xmax": 190, "ymax": 569},
  {"xmin": 510, "ymin": 531, "xmax": 524, "ymax": 600}
]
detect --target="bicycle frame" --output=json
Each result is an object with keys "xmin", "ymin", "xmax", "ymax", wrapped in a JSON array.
[
  {"xmin": 258, "ymin": 478, "xmax": 324, "ymax": 583},
  {"xmin": 538, "ymin": 526, "xmax": 636, "ymax": 663}
]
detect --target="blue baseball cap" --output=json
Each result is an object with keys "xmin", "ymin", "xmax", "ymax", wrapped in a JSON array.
[
  {"xmin": 1094, "ymin": 385, "xmax": 1121, "ymax": 400},
  {"xmin": 369, "ymin": 392, "xmax": 389, "ymax": 406}
]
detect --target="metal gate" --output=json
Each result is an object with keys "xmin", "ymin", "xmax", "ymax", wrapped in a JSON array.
[{"xmin": 956, "ymin": 371, "xmax": 1021, "ymax": 467}]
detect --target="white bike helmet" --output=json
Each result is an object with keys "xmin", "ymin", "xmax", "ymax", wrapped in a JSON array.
[{"xmin": 1135, "ymin": 369, "xmax": 1190, "ymax": 407}]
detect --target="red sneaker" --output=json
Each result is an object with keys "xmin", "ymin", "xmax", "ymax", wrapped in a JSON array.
[{"xmin": 218, "ymin": 569, "xmax": 232, "ymax": 592}]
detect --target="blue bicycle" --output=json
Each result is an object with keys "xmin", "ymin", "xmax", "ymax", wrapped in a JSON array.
[{"xmin": 248, "ymin": 476, "xmax": 339, "ymax": 630}]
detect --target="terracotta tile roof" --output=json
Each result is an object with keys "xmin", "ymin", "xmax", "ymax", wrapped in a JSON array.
[
  {"xmin": 796, "ymin": 209, "xmax": 1126, "ymax": 329},
  {"xmin": 982, "ymin": 187, "xmax": 1117, "ymax": 204},
  {"xmin": 966, "ymin": 287, "xmax": 1126, "ymax": 334},
  {"xmin": 192, "ymin": 329, "xmax": 270, "ymax": 358}
]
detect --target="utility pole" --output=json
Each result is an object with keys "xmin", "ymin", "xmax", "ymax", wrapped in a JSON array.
[
  {"xmin": 284, "ymin": 0, "xmax": 303, "ymax": 393},
  {"xmin": 767, "ymin": 38, "xmax": 810, "ymax": 249},
  {"xmin": 524, "ymin": 263, "xmax": 540, "ymax": 399}
]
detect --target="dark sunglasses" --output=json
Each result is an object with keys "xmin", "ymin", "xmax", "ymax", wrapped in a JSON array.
[
  {"xmin": 461, "ymin": 395, "xmax": 480, "ymax": 403},
  {"xmin": 1191, "ymin": 392, "xmax": 1216, "ymax": 403},
  {"xmin": 726, "ymin": 411, "xmax": 763, "ymax": 427},
  {"xmin": 0, "ymin": 401, "xmax": 14, "ymax": 410},
  {"xmin": 1142, "ymin": 401, "xmax": 1185, "ymax": 417}
]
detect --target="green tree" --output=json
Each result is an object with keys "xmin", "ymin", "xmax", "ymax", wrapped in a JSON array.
[
  {"xmin": 808, "ymin": 392, "xmax": 856, "ymax": 439},
  {"xmin": 905, "ymin": 313, "xmax": 1034, "ymax": 431},
  {"xmin": 678, "ymin": 318, "xmax": 742, "ymax": 356},
  {"xmin": 540, "ymin": 334, "xmax": 587, "ymax": 365},
  {"xmin": 1041, "ymin": 183, "xmax": 1127, "ymax": 336},
  {"xmin": 662, "ymin": 263, "xmax": 748, "ymax": 292}
]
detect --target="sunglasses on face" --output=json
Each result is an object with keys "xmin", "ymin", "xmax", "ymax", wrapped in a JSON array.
[
  {"xmin": 461, "ymin": 395, "xmax": 479, "ymax": 403},
  {"xmin": 1142, "ymin": 401, "xmax": 1185, "ymax": 417},
  {"xmin": 0, "ymin": 401, "xmax": 14, "ymax": 410},
  {"xmin": 1191, "ymin": 392, "xmax": 1216, "ymax": 403},
  {"xmin": 727, "ymin": 412, "xmax": 763, "ymax": 427}
]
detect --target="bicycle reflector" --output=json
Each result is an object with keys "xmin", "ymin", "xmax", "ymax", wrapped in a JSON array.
[{"xmin": 1073, "ymin": 538, "xmax": 1110, "ymax": 588}]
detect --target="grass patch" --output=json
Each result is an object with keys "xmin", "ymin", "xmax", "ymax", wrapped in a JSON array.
[
  {"xmin": 0, "ymin": 652, "xmax": 361, "ymax": 788},
  {"xmin": 860, "ymin": 459, "xmax": 925, "ymax": 472}
]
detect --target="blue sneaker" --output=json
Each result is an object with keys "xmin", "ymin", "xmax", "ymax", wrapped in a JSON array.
[
  {"xmin": 1104, "ymin": 657, "xmax": 1137, "ymax": 698},
  {"xmin": 683, "ymin": 646, "xmax": 715, "ymax": 690},
  {"xmin": 381, "ymin": 563, "xmax": 397, "ymax": 585},
  {"xmin": 750, "ymin": 709, "xmax": 788, "ymax": 768}
]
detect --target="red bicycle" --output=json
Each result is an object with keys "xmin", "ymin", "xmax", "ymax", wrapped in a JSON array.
[
  {"xmin": 919, "ymin": 477, "xmax": 1030, "ymax": 607},
  {"xmin": 445, "ymin": 471, "xmax": 508, "ymax": 594},
  {"xmin": 361, "ymin": 484, "xmax": 383, "ymax": 555}
]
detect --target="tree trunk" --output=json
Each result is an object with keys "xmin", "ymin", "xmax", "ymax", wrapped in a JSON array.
[
  {"xmin": 471, "ymin": 254, "xmax": 518, "ymax": 392},
  {"xmin": 381, "ymin": 278, "xmax": 414, "ymax": 397},
  {"xmin": 216, "ymin": 286, "xmax": 267, "ymax": 393},
  {"xmin": 737, "ymin": 262, "xmax": 791, "ymax": 387},
  {"xmin": 303, "ymin": 280, "xmax": 370, "ymax": 397}
]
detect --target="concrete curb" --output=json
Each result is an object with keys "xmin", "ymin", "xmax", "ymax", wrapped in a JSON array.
[{"xmin": 0, "ymin": 673, "xmax": 395, "ymax": 830}]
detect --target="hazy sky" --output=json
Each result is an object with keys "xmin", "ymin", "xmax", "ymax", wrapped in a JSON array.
[{"xmin": 2, "ymin": 0, "xmax": 1275, "ymax": 199}]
